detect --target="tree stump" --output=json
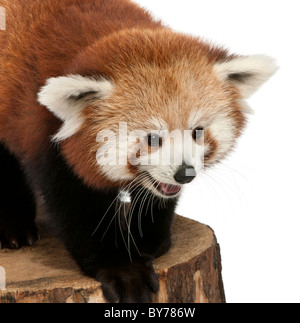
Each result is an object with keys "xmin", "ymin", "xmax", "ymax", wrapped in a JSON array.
[{"xmin": 0, "ymin": 215, "xmax": 225, "ymax": 303}]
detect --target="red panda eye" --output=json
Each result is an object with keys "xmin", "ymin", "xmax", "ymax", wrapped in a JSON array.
[
  {"xmin": 193, "ymin": 127, "xmax": 204, "ymax": 142},
  {"xmin": 146, "ymin": 134, "xmax": 162, "ymax": 147}
]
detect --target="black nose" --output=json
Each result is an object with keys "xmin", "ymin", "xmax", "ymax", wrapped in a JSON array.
[{"xmin": 174, "ymin": 165, "xmax": 196, "ymax": 184}]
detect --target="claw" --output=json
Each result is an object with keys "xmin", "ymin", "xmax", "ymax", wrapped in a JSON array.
[
  {"xmin": 9, "ymin": 239, "xmax": 19, "ymax": 249},
  {"xmin": 96, "ymin": 256, "xmax": 159, "ymax": 303},
  {"xmin": 0, "ymin": 221, "xmax": 38, "ymax": 250}
]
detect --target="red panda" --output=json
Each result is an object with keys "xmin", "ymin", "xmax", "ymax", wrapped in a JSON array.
[{"xmin": 0, "ymin": 0, "xmax": 277, "ymax": 303}]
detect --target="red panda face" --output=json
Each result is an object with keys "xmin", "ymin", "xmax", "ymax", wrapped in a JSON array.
[{"xmin": 38, "ymin": 30, "xmax": 277, "ymax": 198}]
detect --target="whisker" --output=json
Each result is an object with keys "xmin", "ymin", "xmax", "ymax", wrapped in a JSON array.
[
  {"xmin": 126, "ymin": 185, "xmax": 147, "ymax": 257},
  {"xmin": 118, "ymin": 205, "xmax": 132, "ymax": 262},
  {"xmin": 117, "ymin": 173, "xmax": 151, "ymax": 258},
  {"xmin": 150, "ymin": 180, "xmax": 161, "ymax": 223},
  {"xmin": 92, "ymin": 172, "xmax": 148, "ymax": 236},
  {"xmin": 137, "ymin": 177, "xmax": 157, "ymax": 237},
  {"xmin": 101, "ymin": 198, "xmax": 125, "ymax": 242}
]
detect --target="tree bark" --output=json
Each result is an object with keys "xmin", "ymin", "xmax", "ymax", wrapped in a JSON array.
[{"xmin": 0, "ymin": 215, "xmax": 225, "ymax": 303}]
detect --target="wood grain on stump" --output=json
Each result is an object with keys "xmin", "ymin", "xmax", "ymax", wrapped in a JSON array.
[{"xmin": 0, "ymin": 215, "xmax": 225, "ymax": 303}]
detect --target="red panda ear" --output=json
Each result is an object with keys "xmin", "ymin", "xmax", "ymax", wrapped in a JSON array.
[
  {"xmin": 214, "ymin": 55, "xmax": 278, "ymax": 98},
  {"xmin": 38, "ymin": 75, "xmax": 113, "ymax": 142}
]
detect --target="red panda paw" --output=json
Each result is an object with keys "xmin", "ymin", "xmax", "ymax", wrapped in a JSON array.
[
  {"xmin": 0, "ymin": 220, "xmax": 39, "ymax": 250},
  {"xmin": 96, "ymin": 255, "xmax": 159, "ymax": 303}
]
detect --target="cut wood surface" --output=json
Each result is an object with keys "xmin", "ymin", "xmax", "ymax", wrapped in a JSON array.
[{"xmin": 0, "ymin": 215, "xmax": 225, "ymax": 303}]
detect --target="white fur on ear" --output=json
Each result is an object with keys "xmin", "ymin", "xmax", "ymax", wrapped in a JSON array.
[
  {"xmin": 38, "ymin": 75, "xmax": 113, "ymax": 142},
  {"xmin": 214, "ymin": 55, "xmax": 278, "ymax": 98}
]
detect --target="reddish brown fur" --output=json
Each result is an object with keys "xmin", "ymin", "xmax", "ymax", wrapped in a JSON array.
[{"xmin": 0, "ymin": 0, "xmax": 245, "ymax": 189}]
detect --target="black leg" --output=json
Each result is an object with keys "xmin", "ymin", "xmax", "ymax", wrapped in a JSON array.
[
  {"xmin": 27, "ymin": 147, "xmax": 176, "ymax": 303},
  {"xmin": 0, "ymin": 143, "xmax": 38, "ymax": 250}
]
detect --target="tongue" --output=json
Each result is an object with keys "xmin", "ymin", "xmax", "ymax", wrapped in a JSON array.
[{"xmin": 160, "ymin": 183, "xmax": 181, "ymax": 195}]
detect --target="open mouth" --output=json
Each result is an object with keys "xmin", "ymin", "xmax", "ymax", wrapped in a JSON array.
[
  {"xmin": 156, "ymin": 182, "xmax": 182, "ymax": 197},
  {"xmin": 146, "ymin": 173, "xmax": 182, "ymax": 198}
]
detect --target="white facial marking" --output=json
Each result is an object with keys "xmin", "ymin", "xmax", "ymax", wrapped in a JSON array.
[
  {"xmin": 96, "ymin": 127, "xmax": 134, "ymax": 182},
  {"xmin": 209, "ymin": 115, "xmax": 235, "ymax": 160},
  {"xmin": 146, "ymin": 117, "xmax": 169, "ymax": 131},
  {"xmin": 188, "ymin": 109, "xmax": 204, "ymax": 130},
  {"xmin": 96, "ymin": 123, "xmax": 206, "ymax": 196}
]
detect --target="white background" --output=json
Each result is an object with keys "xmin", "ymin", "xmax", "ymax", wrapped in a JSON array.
[{"xmin": 134, "ymin": 0, "xmax": 300, "ymax": 303}]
